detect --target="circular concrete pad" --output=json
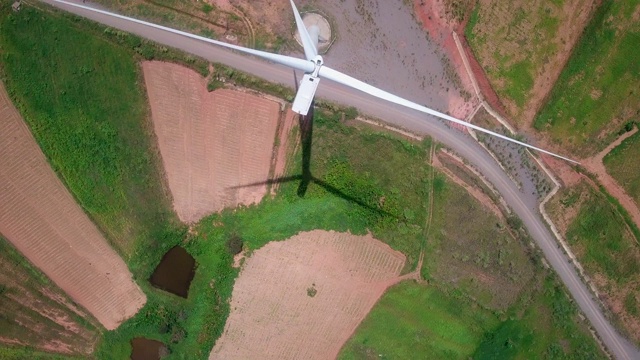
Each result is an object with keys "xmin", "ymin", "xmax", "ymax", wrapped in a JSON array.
[{"xmin": 294, "ymin": 13, "xmax": 332, "ymax": 53}]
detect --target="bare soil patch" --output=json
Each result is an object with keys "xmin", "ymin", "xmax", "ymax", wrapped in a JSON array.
[
  {"xmin": 0, "ymin": 239, "xmax": 99, "ymax": 355},
  {"xmin": 143, "ymin": 61, "xmax": 280, "ymax": 223},
  {"xmin": 0, "ymin": 83, "xmax": 146, "ymax": 330},
  {"xmin": 271, "ymin": 109, "xmax": 299, "ymax": 196},
  {"xmin": 210, "ymin": 230, "xmax": 406, "ymax": 359}
]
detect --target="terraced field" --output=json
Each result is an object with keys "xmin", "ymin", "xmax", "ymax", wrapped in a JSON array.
[
  {"xmin": 0, "ymin": 84, "xmax": 145, "ymax": 330},
  {"xmin": 210, "ymin": 230, "xmax": 406, "ymax": 359},
  {"xmin": 143, "ymin": 61, "xmax": 280, "ymax": 223}
]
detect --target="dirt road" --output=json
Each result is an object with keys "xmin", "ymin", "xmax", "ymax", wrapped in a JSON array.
[{"xmin": 35, "ymin": 1, "xmax": 640, "ymax": 358}]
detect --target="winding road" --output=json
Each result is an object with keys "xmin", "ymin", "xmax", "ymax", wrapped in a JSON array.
[{"xmin": 37, "ymin": 1, "xmax": 640, "ymax": 358}]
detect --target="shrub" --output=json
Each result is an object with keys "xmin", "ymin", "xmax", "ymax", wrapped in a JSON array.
[{"xmin": 226, "ymin": 235, "xmax": 243, "ymax": 255}]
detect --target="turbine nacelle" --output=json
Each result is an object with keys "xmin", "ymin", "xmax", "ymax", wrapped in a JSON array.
[{"xmin": 292, "ymin": 55, "xmax": 323, "ymax": 116}]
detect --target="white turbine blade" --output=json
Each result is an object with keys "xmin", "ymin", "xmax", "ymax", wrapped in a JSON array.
[
  {"xmin": 319, "ymin": 66, "xmax": 578, "ymax": 164},
  {"xmin": 50, "ymin": 0, "xmax": 315, "ymax": 73},
  {"xmin": 290, "ymin": 0, "xmax": 318, "ymax": 60}
]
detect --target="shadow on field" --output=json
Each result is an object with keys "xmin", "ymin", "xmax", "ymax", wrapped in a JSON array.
[{"xmin": 231, "ymin": 99, "xmax": 393, "ymax": 218}]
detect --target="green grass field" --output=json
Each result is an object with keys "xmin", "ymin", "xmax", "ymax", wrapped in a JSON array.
[
  {"xmin": 425, "ymin": 176, "xmax": 535, "ymax": 311},
  {"xmin": 340, "ymin": 275, "xmax": 603, "ymax": 359},
  {"xmin": 339, "ymin": 282, "xmax": 499, "ymax": 359},
  {"xmin": 534, "ymin": 0, "xmax": 640, "ymax": 155},
  {"xmin": 604, "ymin": 130, "xmax": 640, "ymax": 206}
]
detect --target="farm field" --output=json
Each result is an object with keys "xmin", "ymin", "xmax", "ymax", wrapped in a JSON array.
[
  {"xmin": 546, "ymin": 181, "xmax": 640, "ymax": 344},
  {"xmin": 0, "ymin": 237, "xmax": 99, "ymax": 356},
  {"xmin": 212, "ymin": 230, "xmax": 406, "ymax": 359},
  {"xmin": 143, "ymin": 61, "xmax": 281, "ymax": 223},
  {"xmin": 604, "ymin": 131, "xmax": 640, "ymax": 206},
  {"xmin": 533, "ymin": 0, "xmax": 640, "ymax": 156},
  {"xmin": 465, "ymin": 0, "xmax": 596, "ymax": 125},
  {"xmin": 0, "ymin": 81, "xmax": 145, "ymax": 330}
]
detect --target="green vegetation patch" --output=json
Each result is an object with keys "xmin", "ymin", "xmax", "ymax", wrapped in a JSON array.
[
  {"xmin": 425, "ymin": 177, "xmax": 535, "ymax": 311},
  {"xmin": 604, "ymin": 129, "xmax": 640, "ymax": 205},
  {"xmin": 340, "ymin": 275, "xmax": 603, "ymax": 359},
  {"xmin": 0, "ymin": 4, "xmax": 184, "ymax": 263},
  {"xmin": 565, "ymin": 184, "xmax": 640, "ymax": 283},
  {"xmin": 534, "ymin": 0, "xmax": 640, "ymax": 155}
]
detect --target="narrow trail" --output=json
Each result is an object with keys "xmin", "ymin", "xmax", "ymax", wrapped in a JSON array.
[{"xmin": 582, "ymin": 126, "xmax": 640, "ymax": 233}]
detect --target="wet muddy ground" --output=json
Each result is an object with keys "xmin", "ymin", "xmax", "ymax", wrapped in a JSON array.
[
  {"xmin": 295, "ymin": 0, "xmax": 458, "ymax": 112},
  {"xmin": 130, "ymin": 338, "xmax": 167, "ymax": 360},
  {"xmin": 149, "ymin": 246, "xmax": 196, "ymax": 298}
]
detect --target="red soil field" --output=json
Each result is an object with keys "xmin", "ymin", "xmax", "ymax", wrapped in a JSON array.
[
  {"xmin": 210, "ymin": 230, "xmax": 406, "ymax": 359},
  {"xmin": 0, "ymin": 83, "xmax": 146, "ymax": 330},
  {"xmin": 142, "ymin": 61, "xmax": 281, "ymax": 223}
]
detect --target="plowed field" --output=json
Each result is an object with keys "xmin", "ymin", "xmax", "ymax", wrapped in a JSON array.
[
  {"xmin": 0, "ymin": 84, "xmax": 145, "ymax": 330},
  {"xmin": 142, "ymin": 61, "xmax": 280, "ymax": 223},
  {"xmin": 210, "ymin": 230, "xmax": 406, "ymax": 359}
]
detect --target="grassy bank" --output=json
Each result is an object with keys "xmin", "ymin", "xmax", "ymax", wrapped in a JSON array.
[
  {"xmin": 340, "ymin": 275, "xmax": 603, "ymax": 359},
  {"xmin": 341, "ymin": 176, "xmax": 605, "ymax": 359},
  {"xmin": 604, "ymin": 130, "xmax": 640, "ymax": 206},
  {"xmin": 534, "ymin": 0, "xmax": 640, "ymax": 155}
]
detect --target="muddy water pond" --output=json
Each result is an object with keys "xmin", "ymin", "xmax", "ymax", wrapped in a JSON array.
[
  {"xmin": 130, "ymin": 338, "xmax": 167, "ymax": 360},
  {"xmin": 149, "ymin": 246, "xmax": 196, "ymax": 298}
]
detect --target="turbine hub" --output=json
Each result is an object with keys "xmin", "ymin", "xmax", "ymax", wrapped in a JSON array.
[{"xmin": 311, "ymin": 55, "xmax": 323, "ymax": 77}]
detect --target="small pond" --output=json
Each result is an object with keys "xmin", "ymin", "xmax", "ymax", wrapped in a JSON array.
[
  {"xmin": 130, "ymin": 337, "xmax": 167, "ymax": 360},
  {"xmin": 149, "ymin": 246, "xmax": 196, "ymax": 298}
]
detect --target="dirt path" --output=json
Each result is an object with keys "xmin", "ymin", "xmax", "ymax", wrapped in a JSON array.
[
  {"xmin": 582, "ymin": 127, "xmax": 640, "ymax": 233},
  {"xmin": 210, "ymin": 230, "xmax": 406, "ymax": 359},
  {"xmin": 143, "ymin": 61, "xmax": 280, "ymax": 223},
  {"xmin": 270, "ymin": 109, "xmax": 298, "ymax": 196},
  {"xmin": 0, "ymin": 82, "xmax": 145, "ymax": 330}
]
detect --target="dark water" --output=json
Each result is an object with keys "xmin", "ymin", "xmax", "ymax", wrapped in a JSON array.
[
  {"xmin": 130, "ymin": 338, "xmax": 167, "ymax": 360},
  {"xmin": 149, "ymin": 246, "xmax": 196, "ymax": 298}
]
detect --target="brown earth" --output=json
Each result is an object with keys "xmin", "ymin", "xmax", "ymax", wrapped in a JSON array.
[
  {"xmin": 414, "ymin": 0, "xmax": 481, "ymax": 123},
  {"xmin": 0, "ymin": 83, "xmax": 146, "ymax": 330},
  {"xmin": 143, "ymin": 61, "xmax": 280, "ymax": 223},
  {"xmin": 270, "ymin": 109, "xmax": 299, "ymax": 196},
  {"xmin": 0, "ymin": 238, "xmax": 99, "ymax": 355},
  {"xmin": 210, "ymin": 230, "xmax": 406, "ymax": 359}
]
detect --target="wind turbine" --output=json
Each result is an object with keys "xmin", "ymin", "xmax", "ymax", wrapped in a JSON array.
[{"xmin": 50, "ymin": 0, "xmax": 576, "ymax": 163}]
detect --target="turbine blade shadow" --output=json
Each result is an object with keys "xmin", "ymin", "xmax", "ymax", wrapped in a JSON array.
[{"xmin": 297, "ymin": 104, "xmax": 314, "ymax": 197}]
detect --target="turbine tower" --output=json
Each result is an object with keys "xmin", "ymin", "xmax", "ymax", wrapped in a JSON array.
[{"xmin": 49, "ymin": 0, "xmax": 577, "ymax": 163}]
